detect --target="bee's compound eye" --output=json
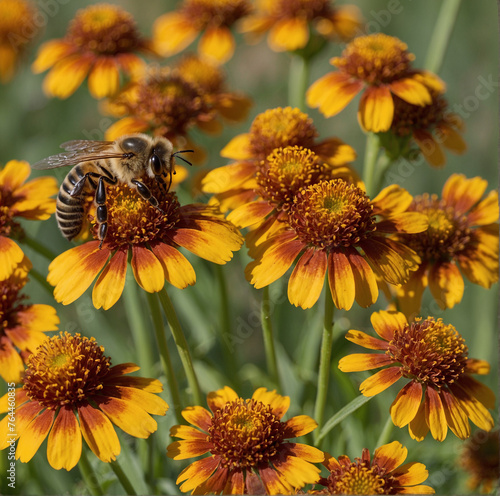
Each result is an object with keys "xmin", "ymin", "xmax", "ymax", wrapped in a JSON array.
[
  {"xmin": 120, "ymin": 137, "xmax": 148, "ymax": 154},
  {"xmin": 149, "ymin": 153, "xmax": 162, "ymax": 175}
]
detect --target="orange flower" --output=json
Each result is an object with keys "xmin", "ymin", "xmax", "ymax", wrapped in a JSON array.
[
  {"xmin": 387, "ymin": 93, "xmax": 466, "ymax": 167},
  {"xmin": 32, "ymin": 3, "xmax": 150, "ymax": 99},
  {"xmin": 0, "ymin": 261, "xmax": 59, "ymax": 383},
  {"xmin": 239, "ymin": 0, "xmax": 362, "ymax": 52},
  {"xmin": 0, "ymin": 160, "xmax": 57, "ymax": 280},
  {"xmin": 0, "ymin": 332, "xmax": 168, "ymax": 470},
  {"xmin": 0, "ymin": 0, "xmax": 40, "ymax": 82},
  {"xmin": 339, "ymin": 311, "xmax": 496, "ymax": 441},
  {"xmin": 47, "ymin": 178, "xmax": 243, "ymax": 310},
  {"xmin": 307, "ymin": 33, "xmax": 445, "ymax": 132},
  {"xmin": 153, "ymin": 0, "xmax": 251, "ymax": 64},
  {"xmin": 393, "ymin": 174, "xmax": 498, "ymax": 319},
  {"xmin": 318, "ymin": 441, "xmax": 434, "ymax": 494},
  {"xmin": 167, "ymin": 386, "xmax": 324, "ymax": 494},
  {"xmin": 246, "ymin": 180, "xmax": 427, "ymax": 310}
]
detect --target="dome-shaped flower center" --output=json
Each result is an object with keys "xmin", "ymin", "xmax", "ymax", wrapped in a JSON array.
[
  {"xmin": 387, "ymin": 317, "xmax": 468, "ymax": 389},
  {"xmin": 0, "ymin": 0, "xmax": 37, "ymax": 41},
  {"xmin": 288, "ymin": 179, "xmax": 376, "ymax": 249},
  {"xmin": 90, "ymin": 178, "xmax": 180, "ymax": 249},
  {"xmin": 23, "ymin": 333, "xmax": 111, "ymax": 409},
  {"xmin": 67, "ymin": 4, "xmax": 142, "ymax": 54},
  {"xmin": 397, "ymin": 194, "xmax": 471, "ymax": 262},
  {"xmin": 209, "ymin": 398, "xmax": 285, "ymax": 470},
  {"xmin": 182, "ymin": 0, "xmax": 250, "ymax": 28},
  {"xmin": 273, "ymin": 0, "xmax": 330, "ymax": 19},
  {"xmin": 332, "ymin": 33, "xmax": 415, "ymax": 84},
  {"xmin": 256, "ymin": 146, "xmax": 331, "ymax": 211},
  {"xmin": 249, "ymin": 107, "xmax": 318, "ymax": 159},
  {"xmin": 175, "ymin": 55, "xmax": 225, "ymax": 94}
]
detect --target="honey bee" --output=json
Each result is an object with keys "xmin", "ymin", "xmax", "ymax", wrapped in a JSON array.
[{"xmin": 32, "ymin": 133, "xmax": 193, "ymax": 247}]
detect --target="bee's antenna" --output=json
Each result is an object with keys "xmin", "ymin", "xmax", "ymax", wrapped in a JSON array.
[{"xmin": 173, "ymin": 149, "xmax": 194, "ymax": 167}]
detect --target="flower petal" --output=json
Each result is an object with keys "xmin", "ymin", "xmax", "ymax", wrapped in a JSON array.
[
  {"xmin": 177, "ymin": 456, "xmax": 219, "ymax": 492},
  {"xmin": 167, "ymin": 439, "xmax": 213, "ymax": 460},
  {"xmin": 252, "ymin": 388, "xmax": 290, "ymax": 419},
  {"xmin": 346, "ymin": 248, "xmax": 378, "ymax": 308},
  {"xmin": 105, "ymin": 117, "xmax": 149, "ymax": 141},
  {"xmin": 283, "ymin": 416, "xmax": 318, "ymax": 438},
  {"xmin": 390, "ymin": 381, "xmax": 423, "ymax": 427},
  {"xmin": 449, "ymin": 382, "xmax": 494, "ymax": 432},
  {"xmin": 392, "ymin": 462, "xmax": 430, "ymax": 486},
  {"xmin": 259, "ymin": 464, "xmax": 293, "ymax": 495},
  {"xmin": 338, "ymin": 353, "xmax": 394, "ymax": 372},
  {"xmin": 408, "ymin": 401, "xmax": 429, "ymax": 441},
  {"xmin": 87, "ymin": 57, "xmax": 120, "ymax": 98},
  {"xmin": 199, "ymin": 26, "xmax": 235, "ymax": 64},
  {"xmin": 268, "ymin": 17, "xmax": 309, "ymax": 51},
  {"xmin": 273, "ymin": 449, "xmax": 321, "ymax": 488},
  {"xmin": 359, "ymin": 366, "xmax": 403, "ymax": 396},
  {"xmin": 202, "ymin": 161, "xmax": 257, "ymax": 193},
  {"xmin": 390, "ymin": 77, "xmax": 432, "ymax": 105},
  {"xmin": 328, "ymin": 250, "xmax": 355, "ymax": 310},
  {"xmin": 440, "ymin": 389, "xmax": 470, "ymax": 440},
  {"xmin": 414, "ymin": 129, "xmax": 446, "ymax": 167},
  {"xmin": 358, "ymin": 86, "xmax": 394, "ymax": 133},
  {"xmin": 466, "ymin": 358, "xmax": 490, "ymax": 375},
  {"xmin": 371, "ymin": 184, "xmax": 413, "ymax": 215},
  {"xmin": 16, "ymin": 409, "xmax": 54, "ymax": 463},
  {"xmin": 153, "ymin": 12, "xmax": 199, "ymax": 56},
  {"xmin": 0, "ymin": 335, "xmax": 24, "ymax": 383},
  {"xmin": 131, "ymin": 246, "xmax": 165, "ymax": 293},
  {"xmin": 207, "ymin": 386, "xmax": 239, "ymax": 413},
  {"xmin": 439, "ymin": 123, "xmax": 466, "ymax": 154},
  {"xmin": 92, "ymin": 249, "xmax": 127, "ymax": 310},
  {"xmin": 43, "ymin": 54, "xmax": 93, "ymax": 99},
  {"xmin": 31, "ymin": 40, "xmax": 75, "ymax": 73},
  {"xmin": 227, "ymin": 201, "xmax": 274, "ymax": 228},
  {"xmin": 47, "ymin": 406, "xmax": 82, "ymax": 470},
  {"xmin": 345, "ymin": 330, "xmax": 388, "ymax": 350},
  {"xmin": 103, "ymin": 385, "xmax": 168, "ymax": 416},
  {"xmin": 220, "ymin": 133, "xmax": 252, "ymax": 159},
  {"xmin": 182, "ymin": 405, "xmax": 213, "ymax": 432},
  {"xmin": 286, "ymin": 442, "xmax": 324, "ymax": 463},
  {"xmin": 442, "ymin": 174, "xmax": 487, "ymax": 215},
  {"xmin": 428, "ymin": 261, "xmax": 464, "ymax": 309},
  {"xmin": 457, "ymin": 375, "xmax": 496, "ymax": 410},
  {"xmin": 170, "ymin": 424, "xmax": 208, "ymax": 441},
  {"xmin": 467, "ymin": 190, "xmax": 499, "ymax": 226},
  {"xmin": 151, "ymin": 242, "xmax": 196, "ymax": 289},
  {"xmin": 0, "ymin": 237, "xmax": 24, "ymax": 280},
  {"xmin": 373, "ymin": 440, "xmax": 407, "ymax": 472},
  {"xmin": 424, "ymin": 387, "xmax": 447, "ymax": 441},
  {"xmin": 370, "ymin": 310, "xmax": 407, "ymax": 341}
]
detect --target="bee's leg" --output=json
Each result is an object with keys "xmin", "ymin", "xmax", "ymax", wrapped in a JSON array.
[
  {"xmin": 131, "ymin": 179, "xmax": 165, "ymax": 213},
  {"xmin": 95, "ymin": 176, "xmax": 109, "ymax": 249}
]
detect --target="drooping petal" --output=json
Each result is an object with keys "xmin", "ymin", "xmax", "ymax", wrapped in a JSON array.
[
  {"xmin": 199, "ymin": 26, "xmax": 235, "ymax": 64},
  {"xmin": 328, "ymin": 250, "xmax": 355, "ymax": 310},
  {"xmin": 87, "ymin": 57, "xmax": 120, "ymax": 98},
  {"xmin": 227, "ymin": 201, "xmax": 274, "ymax": 228},
  {"xmin": 43, "ymin": 54, "xmax": 93, "ymax": 99},
  {"xmin": 207, "ymin": 386, "xmax": 239, "ymax": 413},
  {"xmin": 467, "ymin": 190, "xmax": 499, "ymax": 226},
  {"xmin": 457, "ymin": 375, "xmax": 496, "ymax": 410},
  {"xmin": 151, "ymin": 242, "xmax": 196, "ymax": 289},
  {"xmin": 408, "ymin": 401, "xmax": 429, "ymax": 441},
  {"xmin": 398, "ymin": 485, "xmax": 435, "ymax": 494},
  {"xmin": 177, "ymin": 456, "xmax": 220, "ymax": 492},
  {"xmin": 283, "ymin": 416, "xmax": 318, "ymax": 438},
  {"xmin": 370, "ymin": 310, "xmax": 408, "ymax": 341},
  {"xmin": 252, "ymin": 387, "xmax": 290, "ymax": 419},
  {"xmin": 225, "ymin": 468, "xmax": 245, "ymax": 495},
  {"xmin": 92, "ymin": 248, "xmax": 127, "ymax": 310},
  {"xmin": 153, "ymin": 12, "xmax": 199, "ymax": 56},
  {"xmin": 465, "ymin": 358, "xmax": 490, "ymax": 375},
  {"xmin": 220, "ymin": 133, "xmax": 252, "ymax": 159},
  {"xmin": 273, "ymin": 449, "xmax": 321, "ymax": 488},
  {"xmin": 440, "ymin": 389, "xmax": 470, "ymax": 440},
  {"xmin": 373, "ymin": 440, "xmax": 407, "ymax": 472},
  {"xmin": 167, "ymin": 439, "xmax": 213, "ymax": 460},
  {"xmin": 344, "ymin": 330, "xmax": 388, "ymax": 350},
  {"xmin": 358, "ymin": 86, "xmax": 394, "ymax": 132},
  {"xmin": 268, "ymin": 17, "xmax": 309, "ymax": 51},
  {"xmin": 181, "ymin": 406, "xmax": 213, "ymax": 432},
  {"xmin": 438, "ymin": 123, "xmax": 467, "ymax": 154},
  {"xmin": 338, "ymin": 353, "xmax": 394, "ymax": 372},
  {"xmin": 376, "ymin": 212, "xmax": 429, "ymax": 234},
  {"xmin": 428, "ymin": 261, "xmax": 464, "ymax": 309},
  {"xmin": 202, "ymin": 161, "xmax": 257, "ymax": 193},
  {"xmin": 413, "ymin": 130, "xmax": 446, "ymax": 167},
  {"xmin": 392, "ymin": 462, "xmax": 430, "ymax": 486},
  {"xmin": 0, "ymin": 335, "xmax": 24, "ymax": 383},
  {"xmin": 424, "ymin": 387, "xmax": 447, "ymax": 441},
  {"xmin": 359, "ymin": 366, "xmax": 403, "ymax": 396},
  {"xmin": 396, "ymin": 265, "xmax": 428, "ymax": 321},
  {"xmin": 0, "ymin": 237, "xmax": 24, "ymax": 280},
  {"xmin": 390, "ymin": 77, "xmax": 432, "ymax": 105},
  {"xmin": 16, "ymin": 409, "xmax": 54, "ymax": 463},
  {"xmin": 449, "ymin": 382, "xmax": 494, "ymax": 432},
  {"xmin": 390, "ymin": 381, "xmax": 423, "ymax": 427},
  {"xmin": 103, "ymin": 385, "xmax": 168, "ymax": 416},
  {"xmin": 346, "ymin": 247, "xmax": 378, "ymax": 307},
  {"xmin": 286, "ymin": 442, "xmax": 324, "ymax": 462},
  {"xmin": 259, "ymin": 464, "xmax": 293, "ymax": 495},
  {"xmin": 131, "ymin": 246, "xmax": 164, "ymax": 293},
  {"xmin": 31, "ymin": 40, "xmax": 75, "ymax": 73}
]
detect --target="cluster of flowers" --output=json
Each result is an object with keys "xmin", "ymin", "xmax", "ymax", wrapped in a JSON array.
[{"xmin": 0, "ymin": 0, "xmax": 498, "ymax": 494}]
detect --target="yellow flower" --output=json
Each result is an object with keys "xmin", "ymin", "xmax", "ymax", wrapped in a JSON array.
[
  {"xmin": 0, "ymin": 160, "xmax": 57, "ymax": 280},
  {"xmin": 32, "ymin": 3, "xmax": 150, "ymax": 99},
  {"xmin": 0, "ymin": 332, "xmax": 168, "ymax": 470},
  {"xmin": 153, "ymin": 0, "xmax": 251, "ymax": 64},
  {"xmin": 48, "ymin": 178, "xmax": 243, "ymax": 310},
  {"xmin": 240, "ymin": 0, "xmax": 362, "ymax": 52},
  {"xmin": 339, "ymin": 311, "xmax": 495, "ymax": 441},
  {"xmin": 0, "ymin": 0, "xmax": 40, "ymax": 82},
  {"xmin": 307, "ymin": 33, "xmax": 445, "ymax": 132},
  {"xmin": 318, "ymin": 441, "xmax": 434, "ymax": 494},
  {"xmin": 167, "ymin": 386, "xmax": 324, "ymax": 494},
  {"xmin": 0, "ymin": 262, "xmax": 59, "ymax": 383}
]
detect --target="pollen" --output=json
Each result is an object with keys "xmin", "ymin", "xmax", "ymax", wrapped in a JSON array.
[
  {"xmin": 23, "ymin": 333, "xmax": 111, "ymax": 409},
  {"xmin": 209, "ymin": 398, "xmax": 285, "ymax": 470},
  {"xmin": 332, "ymin": 33, "xmax": 415, "ymax": 85},
  {"xmin": 67, "ymin": 3, "xmax": 142, "ymax": 54},
  {"xmin": 386, "ymin": 317, "xmax": 468, "ymax": 389},
  {"xmin": 180, "ymin": 0, "xmax": 251, "ymax": 28},
  {"xmin": 288, "ymin": 179, "xmax": 376, "ymax": 250},
  {"xmin": 248, "ymin": 107, "xmax": 318, "ymax": 159}
]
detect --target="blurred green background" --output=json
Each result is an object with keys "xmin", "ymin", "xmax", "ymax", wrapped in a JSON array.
[{"xmin": 0, "ymin": 0, "xmax": 498, "ymax": 494}]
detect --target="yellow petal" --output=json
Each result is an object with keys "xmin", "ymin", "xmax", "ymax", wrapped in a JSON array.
[
  {"xmin": 16, "ymin": 409, "xmax": 54, "ymax": 463},
  {"xmin": 47, "ymin": 407, "xmax": 82, "ymax": 470},
  {"xmin": 359, "ymin": 367, "xmax": 402, "ymax": 396},
  {"xmin": 390, "ymin": 381, "xmax": 422, "ymax": 427},
  {"xmin": 131, "ymin": 246, "xmax": 164, "ymax": 293},
  {"xmin": 268, "ymin": 17, "xmax": 309, "ymax": 52},
  {"xmin": 87, "ymin": 57, "xmax": 120, "ymax": 99},
  {"xmin": 199, "ymin": 26, "xmax": 235, "ymax": 64},
  {"xmin": 92, "ymin": 249, "xmax": 127, "ymax": 310},
  {"xmin": 151, "ymin": 243, "xmax": 196, "ymax": 289},
  {"xmin": 43, "ymin": 54, "xmax": 93, "ymax": 99},
  {"xmin": 358, "ymin": 86, "xmax": 394, "ymax": 133},
  {"xmin": 153, "ymin": 12, "xmax": 199, "ymax": 56}
]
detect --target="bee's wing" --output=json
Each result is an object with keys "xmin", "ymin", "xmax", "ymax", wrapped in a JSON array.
[{"xmin": 31, "ymin": 140, "xmax": 122, "ymax": 170}]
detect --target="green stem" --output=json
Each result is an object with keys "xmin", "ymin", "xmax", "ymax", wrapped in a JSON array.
[
  {"xmin": 313, "ymin": 282, "xmax": 335, "ymax": 445},
  {"xmin": 28, "ymin": 267, "xmax": 54, "ymax": 296},
  {"xmin": 109, "ymin": 459, "xmax": 138, "ymax": 496},
  {"xmin": 157, "ymin": 287, "xmax": 203, "ymax": 406},
  {"xmin": 288, "ymin": 54, "xmax": 310, "ymax": 111},
  {"xmin": 146, "ymin": 291, "xmax": 183, "ymax": 423},
  {"xmin": 374, "ymin": 415, "xmax": 395, "ymax": 449},
  {"xmin": 261, "ymin": 286, "xmax": 282, "ymax": 391},
  {"xmin": 362, "ymin": 133, "xmax": 380, "ymax": 197},
  {"xmin": 78, "ymin": 448, "xmax": 104, "ymax": 496},
  {"xmin": 374, "ymin": 152, "xmax": 394, "ymax": 194},
  {"xmin": 424, "ymin": 0, "xmax": 462, "ymax": 74},
  {"xmin": 20, "ymin": 234, "xmax": 57, "ymax": 261}
]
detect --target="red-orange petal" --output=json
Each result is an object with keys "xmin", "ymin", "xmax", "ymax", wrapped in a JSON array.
[
  {"xmin": 328, "ymin": 250, "xmax": 355, "ymax": 310},
  {"xmin": 181, "ymin": 406, "xmax": 213, "ymax": 432},
  {"xmin": 344, "ymin": 330, "xmax": 388, "ymax": 350},
  {"xmin": 346, "ymin": 248, "xmax": 378, "ymax": 307},
  {"xmin": 227, "ymin": 201, "xmax": 274, "ymax": 228},
  {"xmin": 177, "ymin": 456, "xmax": 220, "ymax": 491},
  {"xmin": 408, "ymin": 401, "xmax": 429, "ymax": 441},
  {"xmin": 370, "ymin": 310, "xmax": 407, "ymax": 341},
  {"xmin": 167, "ymin": 439, "xmax": 213, "ymax": 460},
  {"xmin": 131, "ymin": 246, "xmax": 164, "ymax": 293},
  {"xmin": 424, "ymin": 387, "xmax": 447, "ymax": 441},
  {"xmin": 373, "ymin": 440, "xmax": 407, "ymax": 472},
  {"xmin": 207, "ymin": 386, "xmax": 239, "ymax": 413},
  {"xmin": 151, "ymin": 242, "xmax": 196, "ymax": 289},
  {"xmin": 440, "ymin": 388, "xmax": 470, "ymax": 440},
  {"xmin": 16, "ymin": 409, "xmax": 54, "ymax": 463},
  {"xmin": 202, "ymin": 161, "xmax": 257, "ymax": 193},
  {"xmin": 0, "ymin": 335, "xmax": 24, "ymax": 383},
  {"xmin": 92, "ymin": 248, "xmax": 127, "ymax": 310},
  {"xmin": 153, "ymin": 12, "xmax": 199, "ymax": 56},
  {"xmin": 283, "ymin": 416, "xmax": 318, "ymax": 438},
  {"xmin": 358, "ymin": 86, "xmax": 394, "ymax": 133},
  {"xmin": 359, "ymin": 366, "xmax": 403, "ymax": 396}
]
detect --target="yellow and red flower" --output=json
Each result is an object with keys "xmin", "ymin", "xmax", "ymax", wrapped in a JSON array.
[
  {"xmin": 393, "ymin": 174, "xmax": 498, "ymax": 319},
  {"xmin": 153, "ymin": 0, "xmax": 251, "ymax": 64},
  {"xmin": 307, "ymin": 33, "xmax": 445, "ymax": 132},
  {"xmin": 32, "ymin": 3, "xmax": 150, "ymax": 99},
  {"xmin": 0, "ymin": 0, "xmax": 40, "ymax": 83},
  {"xmin": 239, "ymin": 0, "xmax": 362, "ymax": 52},
  {"xmin": 0, "ymin": 160, "xmax": 57, "ymax": 281},
  {"xmin": 246, "ymin": 180, "xmax": 427, "ymax": 310},
  {"xmin": 167, "ymin": 386, "xmax": 324, "ymax": 494},
  {"xmin": 318, "ymin": 441, "xmax": 434, "ymax": 494},
  {"xmin": 0, "ymin": 261, "xmax": 59, "ymax": 383},
  {"xmin": 339, "ymin": 310, "xmax": 496, "ymax": 441},
  {"xmin": 0, "ymin": 332, "xmax": 168, "ymax": 470},
  {"xmin": 48, "ymin": 178, "xmax": 243, "ymax": 310}
]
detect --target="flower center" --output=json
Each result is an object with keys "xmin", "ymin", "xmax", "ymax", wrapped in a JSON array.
[
  {"xmin": 288, "ymin": 179, "xmax": 376, "ymax": 250},
  {"xmin": 181, "ymin": 0, "xmax": 250, "ymax": 28},
  {"xmin": 175, "ymin": 55, "xmax": 225, "ymax": 94},
  {"xmin": 332, "ymin": 33, "xmax": 415, "ymax": 84},
  {"xmin": 273, "ymin": 0, "xmax": 330, "ymax": 19},
  {"xmin": 387, "ymin": 317, "xmax": 468, "ymax": 389},
  {"xmin": 209, "ymin": 398, "xmax": 285, "ymax": 470},
  {"xmin": 0, "ymin": 0, "xmax": 37, "ymax": 41},
  {"xmin": 23, "ymin": 333, "xmax": 111, "ymax": 409},
  {"xmin": 396, "ymin": 194, "xmax": 471, "ymax": 262},
  {"xmin": 248, "ymin": 107, "xmax": 318, "ymax": 160},
  {"xmin": 256, "ymin": 146, "xmax": 331, "ymax": 211},
  {"xmin": 67, "ymin": 4, "xmax": 142, "ymax": 54},
  {"xmin": 90, "ymin": 178, "xmax": 181, "ymax": 250}
]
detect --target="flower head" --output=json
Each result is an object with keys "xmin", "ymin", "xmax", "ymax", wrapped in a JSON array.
[
  {"xmin": 32, "ymin": 3, "xmax": 150, "ymax": 99},
  {"xmin": 167, "ymin": 386, "xmax": 323, "ymax": 494},
  {"xmin": 0, "ymin": 0, "xmax": 40, "ymax": 82},
  {"xmin": 240, "ymin": 0, "xmax": 362, "ymax": 53},
  {"xmin": 48, "ymin": 177, "xmax": 243, "ymax": 310},
  {"xmin": 307, "ymin": 33, "xmax": 445, "ymax": 132},
  {"xmin": 318, "ymin": 441, "xmax": 434, "ymax": 494},
  {"xmin": 153, "ymin": 0, "xmax": 251, "ymax": 64},
  {"xmin": 0, "ymin": 332, "xmax": 168, "ymax": 470},
  {"xmin": 0, "ymin": 160, "xmax": 57, "ymax": 280},
  {"xmin": 246, "ymin": 180, "xmax": 427, "ymax": 310},
  {"xmin": 393, "ymin": 174, "xmax": 498, "ymax": 319},
  {"xmin": 339, "ymin": 310, "xmax": 496, "ymax": 441},
  {"xmin": 0, "ymin": 263, "xmax": 59, "ymax": 383}
]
